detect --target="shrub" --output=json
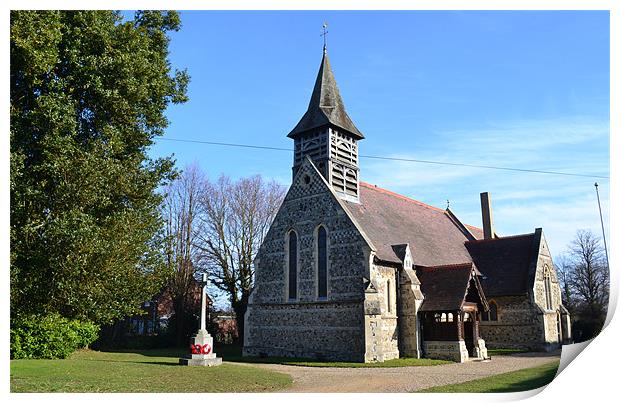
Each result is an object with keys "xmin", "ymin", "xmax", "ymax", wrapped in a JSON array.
[{"xmin": 11, "ymin": 313, "xmax": 100, "ymax": 359}]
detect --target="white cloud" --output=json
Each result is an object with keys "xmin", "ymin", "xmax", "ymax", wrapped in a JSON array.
[
  {"xmin": 362, "ymin": 116, "xmax": 610, "ymax": 258},
  {"xmin": 493, "ymin": 192, "xmax": 609, "ymax": 256}
]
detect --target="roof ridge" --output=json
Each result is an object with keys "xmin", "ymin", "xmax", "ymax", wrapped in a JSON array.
[
  {"xmin": 465, "ymin": 232, "xmax": 535, "ymax": 244},
  {"xmin": 418, "ymin": 262, "xmax": 473, "ymax": 270},
  {"xmin": 359, "ymin": 181, "xmax": 446, "ymax": 213}
]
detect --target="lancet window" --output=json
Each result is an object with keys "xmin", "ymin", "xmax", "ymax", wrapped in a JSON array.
[{"xmin": 287, "ymin": 230, "xmax": 298, "ymax": 300}]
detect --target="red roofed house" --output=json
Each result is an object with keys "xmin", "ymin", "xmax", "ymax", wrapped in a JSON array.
[{"xmin": 243, "ymin": 47, "xmax": 571, "ymax": 363}]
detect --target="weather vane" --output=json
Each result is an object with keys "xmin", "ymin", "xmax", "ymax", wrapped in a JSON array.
[
  {"xmin": 321, "ymin": 22, "xmax": 328, "ymax": 53},
  {"xmin": 446, "ymin": 199, "xmax": 450, "ymax": 209}
]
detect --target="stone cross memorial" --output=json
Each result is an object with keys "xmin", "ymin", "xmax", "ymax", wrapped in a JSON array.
[{"xmin": 179, "ymin": 273, "xmax": 222, "ymax": 366}]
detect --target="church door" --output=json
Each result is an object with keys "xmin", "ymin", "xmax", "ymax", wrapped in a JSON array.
[{"xmin": 462, "ymin": 311, "xmax": 477, "ymax": 357}]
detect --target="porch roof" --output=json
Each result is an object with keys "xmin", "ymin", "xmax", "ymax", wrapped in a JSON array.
[{"xmin": 417, "ymin": 263, "xmax": 477, "ymax": 312}]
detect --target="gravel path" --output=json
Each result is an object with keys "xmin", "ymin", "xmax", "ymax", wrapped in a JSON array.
[{"xmin": 236, "ymin": 351, "xmax": 560, "ymax": 393}]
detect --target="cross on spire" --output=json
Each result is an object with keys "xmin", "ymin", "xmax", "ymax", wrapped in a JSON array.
[{"xmin": 321, "ymin": 22, "xmax": 328, "ymax": 54}]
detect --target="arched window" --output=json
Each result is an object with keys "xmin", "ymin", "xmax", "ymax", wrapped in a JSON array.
[
  {"xmin": 447, "ymin": 313, "xmax": 454, "ymax": 322},
  {"xmin": 317, "ymin": 226, "xmax": 328, "ymax": 299},
  {"xmin": 386, "ymin": 280, "xmax": 392, "ymax": 313},
  {"xmin": 483, "ymin": 301, "xmax": 498, "ymax": 321},
  {"xmin": 544, "ymin": 265, "xmax": 553, "ymax": 310},
  {"xmin": 489, "ymin": 301, "xmax": 498, "ymax": 321},
  {"xmin": 287, "ymin": 230, "xmax": 298, "ymax": 300}
]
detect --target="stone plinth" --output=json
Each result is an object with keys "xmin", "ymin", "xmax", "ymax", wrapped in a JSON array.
[
  {"xmin": 179, "ymin": 329, "xmax": 222, "ymax": 367},
  {"xmin": 179, "ymin": 356, "xmax": 222, "ymax": 366}
]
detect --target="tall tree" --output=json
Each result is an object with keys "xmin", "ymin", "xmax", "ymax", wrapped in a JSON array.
[
  {"xmin": 199, "ymin": 175, "xmax": 285, "ymax": 344},
  {"xmin": 555, "ymin": 255, "xmax": 575, "ymax": 312},
  {"xmin": 10, "ymin": 11, "xmax": 189, "ymax": 324},
  {"xmin": 558, "ymin": 230, "xmax": 609, "ymax": 341},
  {"xmin": 162, "ymin": 164, "xmax": 206, "ymax": 346},
  {"xmin": 566, "ymin": 230, "xmax": 609, "ymax": 318}
]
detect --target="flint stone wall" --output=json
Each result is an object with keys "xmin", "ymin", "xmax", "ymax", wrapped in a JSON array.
[
  {"xmin": 244, "ymin": 160, "xmax": 370, "ymax": 361},
  {"xmin": 532, "ymin": 234, "xmax": 563, "ymax": 345},
  {"xmin": 479, "ymin": 296, "xmax": 544, "ymax": 350},
  {"xmin": 424, "ymin": 340, "xmax": 468, "ymax": 363},
  {"xmin": 244, "ymin": 301, "xmax": 365, "ymax": 361}
]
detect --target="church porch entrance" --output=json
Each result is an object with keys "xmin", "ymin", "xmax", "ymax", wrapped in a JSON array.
[
  {"xmin": 420, "ymin": 310, "xmax": 468, "ymax": 362},
  {"xmin": 461, "ymin": 304, "xmax": 480, "ymax": 358},
  {"xmin": 416, "ymin": 263, "xmax": 490, "ymax": 363}
]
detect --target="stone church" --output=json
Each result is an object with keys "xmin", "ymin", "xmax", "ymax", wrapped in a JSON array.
[{"xmin": 243, "ymin": 47, "xmax": 572, "ymax": 363}]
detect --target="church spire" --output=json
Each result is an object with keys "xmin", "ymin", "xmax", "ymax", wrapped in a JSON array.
[
  {"xmin": 287, "ymin": 49, "xmax": 364, "ymax": 139},
  {"xmin": 289, "ymin": 41, "xmax": 364, "ymax": 203}
]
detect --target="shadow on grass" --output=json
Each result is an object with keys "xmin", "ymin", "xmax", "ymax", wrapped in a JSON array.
[
  {"xmin": 75, "ymin": 358, "xmax": 181, "ymax": 366},
  {"xmin": 135, "ymin": 361, "xmax": 181, "ymax": 366},
  {"xmin": 95, "ymin": 347, "xmax": 187, "ymax": 358},
  {"xmin": 487, "ymin": 348, "xmax": 529, "ymax": 356}
]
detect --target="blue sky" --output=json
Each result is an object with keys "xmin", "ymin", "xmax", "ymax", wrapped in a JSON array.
[{"xmin": 146, "ymin": 10, "xmax": 610, "ymax": 258}]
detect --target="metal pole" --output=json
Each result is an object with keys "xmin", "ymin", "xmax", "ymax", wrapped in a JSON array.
[{"xmin": 594, "ymin": 183, "xmax": 610, "ymax": 268}]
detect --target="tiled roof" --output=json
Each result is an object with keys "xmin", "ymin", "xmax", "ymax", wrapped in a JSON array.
[
  {"xmin": 287, "ymin": 51, "xmax": 364, "ymax": 139},
  {"xmin": 465, "ymin": 231, "xmax": 540, "ymax": 296},
  {"xmin": 417, "ymin": 263, "xmax": 474, "ymax": 311},
  {"xmin": 342, "ymin": 182, "xmax": 476, "ymax": 266},
  {"xmin": 465, "ymin": 224, "xmax": 484, "ymax": 240}
]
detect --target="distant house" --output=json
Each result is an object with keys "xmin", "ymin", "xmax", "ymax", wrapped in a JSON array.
[
  {"xmin": 126, "ymin": 279, "xmax": 210, "ymax": 337},
  {"xmin": 211, "ymin": 313, "xmax": 239, "ymax": 344}
]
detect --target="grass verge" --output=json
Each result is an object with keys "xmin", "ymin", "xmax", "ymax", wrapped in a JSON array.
[
  {"xmin": 418, "ymin": 360, "xmax": 560, "ymax": 393},
  {"xmin": 10, "ymin": 349, "xmax": 292, "ymax": 393},
  {"xmin": 487, "ymin": 348, "xmax": 529, "ymax": 356}
]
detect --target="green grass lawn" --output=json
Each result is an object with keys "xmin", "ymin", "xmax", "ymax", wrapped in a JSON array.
[
  {"xmin": 215, "ymin": 343, "xmax": 451, "ymax": 367},
  {"xmin": 10, "ymin": 349, "xmax": 292, "ymax": 393},
  {"xmin": 487, "ymin": 348, "xmax": 529, "ymax": 356},
  {"xmin": 418, "ymin": 360, "xmax": 560, "ymax": 393}
]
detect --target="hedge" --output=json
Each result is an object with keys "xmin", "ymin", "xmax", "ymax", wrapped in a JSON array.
[{"xmin": 11, "ymin": 313, "xmax": 100, "ymax": 359}]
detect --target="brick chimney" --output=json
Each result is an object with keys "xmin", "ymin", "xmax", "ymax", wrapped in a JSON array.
[{"xmin": 480, "ymin": 192, "xmax": 496, "ymax": 239}]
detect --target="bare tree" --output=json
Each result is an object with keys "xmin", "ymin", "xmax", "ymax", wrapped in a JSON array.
[
  {"xmin": 162, "ymin": 164, "xmax": 207, "ymax": 346},
  {"xmin": 567, "ymin": 230, "xmax": 609, "ymax": 316},
  {"xmin": 560, "ymin": 229, "xmax": 610, "ymax": 341},
  {"xmin": 198, "ymin": 175, "xmax": 285, "ymax": 344},
  {"xmin": 555, "ymin": 255, "xmax": 574, "ymax": 312}
]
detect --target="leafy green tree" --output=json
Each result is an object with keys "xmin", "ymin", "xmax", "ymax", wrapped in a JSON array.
[{"xmin": 10, "ymin": 10, "xmax": 189, "ymax": 324}]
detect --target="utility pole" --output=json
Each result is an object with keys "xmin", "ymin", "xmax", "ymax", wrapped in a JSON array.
[{"xmin": 594, "ymin": 182, "xmax": 610, "ymax": 269}]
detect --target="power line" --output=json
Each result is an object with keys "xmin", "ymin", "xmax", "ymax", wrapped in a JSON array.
[
  {"xmin": 360, "ymin": 155, "xmax": 609, "ymax": 179},
  {"xmin": 161, "ymin": 138, "xmax": 291, "ymax": 152},
  {"xmin": 158, "ymin": 137, "xmax": 610, "ymax": 180}
]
